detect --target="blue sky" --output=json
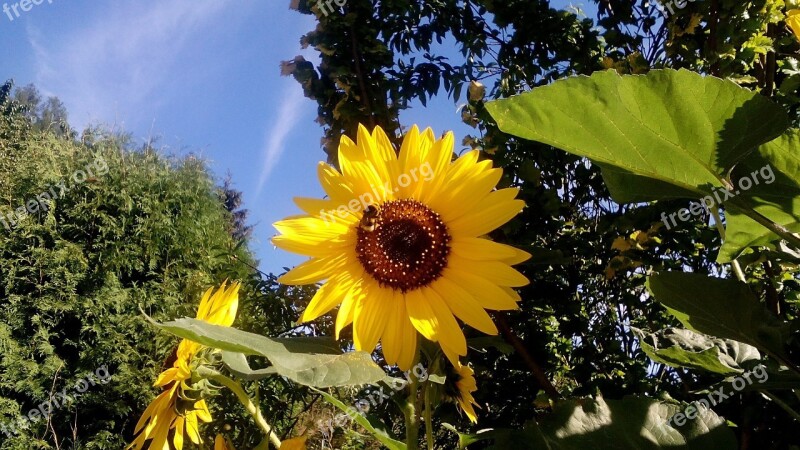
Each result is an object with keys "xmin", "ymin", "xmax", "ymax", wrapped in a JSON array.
[{"xmin": 0, "ymin": 0, "xmax": 596, "ymax": 275}]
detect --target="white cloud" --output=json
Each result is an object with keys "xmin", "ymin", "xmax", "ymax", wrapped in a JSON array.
[
  {"xmin": 255, "ymin": 85, "xmax": 306, "ymax": 196},
  {"xmin": 27, "ymin": 0, "xmax": 237, "ymax": 130}
]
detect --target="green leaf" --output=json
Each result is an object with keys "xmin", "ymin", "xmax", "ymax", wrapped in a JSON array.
[
  {"xmin": 448, "ymin": 396, "xmax": 736, "ymax": 449},
  {"xmin": 597, "ymin": 163, "xmax": 701, "ymax": 203},
  {"xmin": 720, "ymin": 129, "xmax": 800, "ymax": 261},
  {"xmin": 486, "ymin": 69, "xmax": 788, "ymax": 203},
  {"xmin": 632, "ymin": 327, "xmax": 760, "ymax": 376},
  {"xmin": 221, "ymin": 351, "xmax": 276, "ymax": 381},
  {"xmin": 646, "ymin": 272, "xmax": 789, "ymax": 360},
  {"xmin": 486, "ymin": 68, "xmax": 799, "ymax": 259},
  {"xmin": 153, "ymin": 317, "xmax": 389, "ymax": 387},
  {"xmin": 312, "ymin": 387, "xmax": 407, "ymax": 450}
]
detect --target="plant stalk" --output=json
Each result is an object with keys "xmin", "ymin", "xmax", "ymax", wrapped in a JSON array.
[
  {"xmin": 761, "ymin": 390, "xmax": 800, "ymax": 422},
  {"xmin": 424, "ymin": 380, "xmax": 434, "ymax": 450},
  {"xmin": 405, "ymin": 370, "xmax": 420, "ymax": 450},
  {"xmin": 198, "ymin": 367, "xmax": 282, "ymax": 449},
  {"xmin": 709, "ymin": 203, "xmax": 746, "ymax": 282}
]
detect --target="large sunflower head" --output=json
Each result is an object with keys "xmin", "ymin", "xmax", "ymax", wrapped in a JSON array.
[
  {"xmin": 128, "ymin": 281, "xmax": 241, "ymax": 450},
  {"xmin": 273, "ymin": 124, "xmax": 529, "ymax": 369}
]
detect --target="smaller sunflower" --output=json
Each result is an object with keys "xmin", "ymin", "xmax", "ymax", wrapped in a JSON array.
[
  {"xmin": 443, "ymin": 362, "xmax": 479, "ymax": 423},
  {"xmin": 128, "ymin": 281, "xmax": 241, "ymax": 450},
  {"xmin": 787, "ymin": 9, "xmax": 800, "ymax": 41}
]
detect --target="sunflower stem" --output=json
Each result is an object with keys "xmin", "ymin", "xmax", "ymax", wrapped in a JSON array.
[
  {"xmin": 423, "ymin": 379, "xmax": 434, "ymax": 450},
  {"xmin": 405, "ymin": 370, "xmax": 421, "ymax": 450},
  {"xmin": 197, "ymin": 367, "xmax": 282, "ymax": 449},
  {"xmin": 709, "ymin": 203, "xmax": 747, "ymax": 282}
]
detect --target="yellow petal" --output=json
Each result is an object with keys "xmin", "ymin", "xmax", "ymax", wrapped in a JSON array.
[
  {"xmin": 353, "ymin": 284, "xmax": 392, "ymax": 352},
  {"xmin": 271, "ymin": 224, "xmax": 355, "ymax": 257},
  {"xmin": 185, "ymin": 412, "xmax": 201, "ymax": 444},
  {"xmin": 788, "ymin": 10, "xmax": 800, "ymax": 41},
  {"xmin": 449, "ymin": 255, "xmax": 529, "ymax": 287},
  {"xmin": 199, "ymin": 281, "xmax": 240, "ymax": 326},
  {"xmin": 150, "ymin": 416, "xmax": 172, "ymax": 450},
  {"xmin": 406, "ymin": 288, "xmax": 467, "ymax": 361},
  {"xmin": 422, "ymin": 287, "xmax": 467, "ymax": 363},
  {"xmin": 398, "ymin": 126, "xmax": 436, "ymax": 199},
  {"xmin": 281, "ymin": 436, "xmax": 309, "ymax": 450},
  {"xmin": 214, "ymin": 435, "xmax": 231, "ymax": 450},
  {"xmin": 448, "ymin": 189, "xmax": 525, "ymax": 237},
  {"xmin": 418, "ymin": 131, "xmax": 455, "ymax": 203},
  {"xmin": 278, "ymin": 254, "xmax": 347, "ymax": 285},
  {"xmin": 431, "ymin": 276, "xmax": 498, "ymax": 335},
  {"xmin": 173, "ymin": 417, "xmax": 185, "ymax": 450},
  {"xmin": 300, "ymin": 272, "xmax": 355, "ymax": 322},
  {"xmin": 195, "ymin": 399, "xmax": 213, "ymax": 422},
  {"xmin": 426, "ymin": 153, "xmax": 499, "ymax": 221},
  {"xmin": 335, "ymin": 283, "xmax": 358, "ymax": 339},
  {"xmin": 273, "ymin": 216, "xmax": 351, "ymax": 239},
  {"xmin": 153, "ymin": 367, "xmax": 180, "ymax": 387},
  {"xmin": 318, "ymin": 162, "xmax": 356, "ymax": 206},
  {"xmin": 450, "ymin": 237, "xmax": 521, "ymax": 261},
  {"xmin": 371, "ymin": 125, "xmax": 401, "ymax": 182},
  {"xmin": 397, "ymin": 301, "xmax": 418, "ymax": 371},
  {"xmin": 357, "ymin": 124, "xmax": 391, "ymax": 183},
  {"xmin": 502, "ymin": 247, "xmax": 532, "ymax": 265},
  {"xmin": 293, "ymin": 197, "xmax": 358, "ymax": 225},
  {"xmin": 380, "ymin": 290, "xmax": 406, "ymax": 365},
  {"xmin": 134, "ymin": 388, "xmax": 173, "ymax": 433},
  {"xmin": 442, "ymin": 268, "xmax": 520, "ymax": 311},
  {"xmin": 458, "ymin": 397, "xmax": 479, "ymax": 423}
]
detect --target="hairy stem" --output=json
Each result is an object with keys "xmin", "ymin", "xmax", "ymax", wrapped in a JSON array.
[
  {"xmin": 198, "ymin": 367, "xmax": 282, "ymax": 449},
  {"xmin": 405, "ymin": 371, "xmax": 420, "ymax": 450},
  {"xmin": 424, "ymin": 380, "xmax": 434, "ymax": 450}
]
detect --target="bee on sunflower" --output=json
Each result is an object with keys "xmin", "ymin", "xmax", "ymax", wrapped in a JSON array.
[
  {"xmin": 128, "ymin": 281, "xmax": 240, "ymax": 450},
  {"xmin": 272, "ymin": 124, "xmax": 530, "ymax": 370}
]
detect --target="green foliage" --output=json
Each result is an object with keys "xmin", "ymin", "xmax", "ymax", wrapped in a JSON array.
[
  {"xmin": 312, "ymin": 387, "xmax": 407, "ymax": 450},
  {"xmin": 486, "ymin": 68, "xmax": 800, "ymax": 261},
  {"xmin": 0, "ymin": 81, "xmax": 303, "ymax": 449},
  {"xmin": 647, "ymin": 272, "xmax": 791, "ymax": 363},
  {"xmin": 487, "ymin": 68, "xmax": 800, "ymax": 448},
  {"xmin": 633, "ymin": 327, "xmax": 761, "ymax": 376},
  {"xmin": 153, "ymin": 318, "xmax": 389, "ymax": 387},
  {"xmin": 285, "ymin": 1, "xmax": 800, "ymax": 448},
  {"xmin": 450, "ymin": 396, "xmax": 738, "ymax": 449}
]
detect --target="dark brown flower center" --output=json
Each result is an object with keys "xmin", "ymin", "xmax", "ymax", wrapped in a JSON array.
[{"xmin": 355, "ymin": 199, "xmax": 450, "ymax": 292}]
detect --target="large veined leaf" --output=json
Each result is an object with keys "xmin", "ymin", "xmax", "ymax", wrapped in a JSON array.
[
  {"xmin": 153, "ymin": 317, "xmax": 389, "ymax": 387},
  {"xmin": 632, "ymin": 327, "xmax": 761, "ymax": 376},
  {"xmin": 485, "ymin": 68, "xmax": 794, "ymax": 260},
  {"xmin": 486, "ymin": 69, "xmax": 787, "ymax": 199},
  {"xmin": 646, "ymin": 272, "xmax": 789, "ymax": 360},
  {"xmin": 449, "ymin": 396, "xmax": 736, "ymax": 449},
  {"xmin": 720, "ymin": 130, "xmax": 800, "ymax": 261}
]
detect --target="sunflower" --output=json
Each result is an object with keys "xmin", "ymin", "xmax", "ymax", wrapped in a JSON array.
[
  {"xmin": 443, "ymin": 362, "xmax": 479, "ymax": 423},
  {"xmin": 788, "ymin": 9, "xmax": 800, "ymax": 41},
  {"xmin": 128, "ymin": 281, "xmax": 241, "ymax": 450},
  {"xmin": 273, "ymin": 124, "xmax": 529, "ymax": 369}
]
